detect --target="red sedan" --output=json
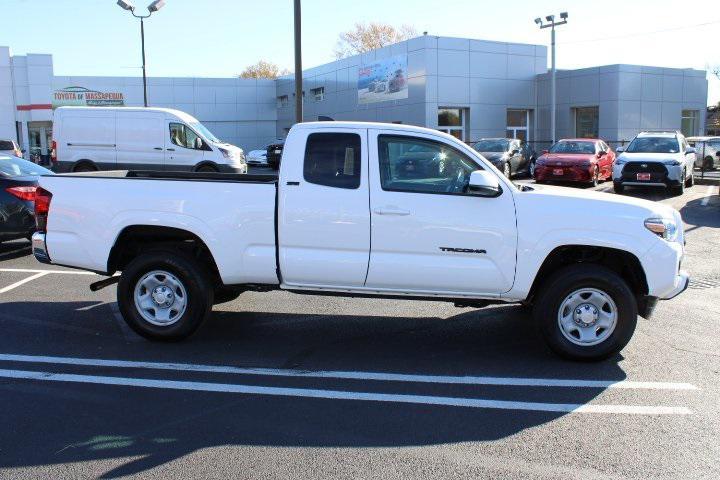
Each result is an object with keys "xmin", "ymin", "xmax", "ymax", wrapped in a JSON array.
[{"xmin": 534, "ymin": 138, "xmax": 615, "ymax": 186}]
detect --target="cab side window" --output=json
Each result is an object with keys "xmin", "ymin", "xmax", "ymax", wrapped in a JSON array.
[
  {"xmin": 303, "ymin": 132, "xmax": 361, "ymax": 189},
  {"xmin": 378, "ymin": 135, "xmax": 481, "ymax": 195},
  {"xmin": 169, "ymin": 123, "xmax": 202, "ymax": 150}
]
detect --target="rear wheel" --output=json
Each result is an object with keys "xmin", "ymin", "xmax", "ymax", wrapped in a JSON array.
[
  {"xmin": 533, "ymin": 264, "xmax": 637, "ymax": 361},
  {"xmin": 73, "ymin": 162, "xmax": 97, "ymax": 173},
  {"xmin": 117, "ymin": 250, "xmax": 214, "ymax": 341},
  {"xmin": 703, "ymin": 156, "xmax": 714, "ymax": 171},
  {"xmin": 196, "ymin": 164, "xmax": 219, "ymax": 173}
]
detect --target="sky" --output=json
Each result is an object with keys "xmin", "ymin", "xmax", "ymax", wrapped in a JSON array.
[{"xmin": 2, "ymin": 0, "xmax": 719, "ymax": 105}]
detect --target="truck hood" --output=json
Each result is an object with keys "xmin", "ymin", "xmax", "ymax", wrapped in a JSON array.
[{"xmin": 523, "ymin": 183, "xmax": 678, "ymax": 220}]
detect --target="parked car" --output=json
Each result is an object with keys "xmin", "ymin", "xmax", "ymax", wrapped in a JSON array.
[
  {"xmin": 51, "ymin": 106, "xmax": 247, "ymax": 174},
  {"xmin": 0, "ymin": 139, "xmax": 23, "ymax": 158},
  {"xmin": 0, "ymin": 155, "xmax": 53, "ymax": 244},
  {"xmin": 472, "ymin": 138, "xmax": 535, "ymax": 178},
  {"xmin": 612, "ymin": 131, "xmax": 695, "ymax": 195},
  {"xmin": 686, "ymin": 136, "xmax": 720, "ymax": 170},
  {"xmin": 246, "ymin": 149, "xmax": 268, "ymax": 166},
  {"xmin": 388, "ymin": 69, "xmax": 407, "ymax": 93},
  {"xmin": 534, "ymin": 139, "xmax": 615, "ymax": 186},
  {"xmin": 32, "ymin": 122, "xmax": 689, "ymax": 361},
  {"xmin": 266, "ymin": 141, "xmax": 284, "ymax": 170}
]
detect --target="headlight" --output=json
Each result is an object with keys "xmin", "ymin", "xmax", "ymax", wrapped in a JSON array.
[
  {"xmin": 644, "ymin": 217, "xmax": 679, "ymax": 242},
  {"xmin": 662, "ymin": 159, "xmax": 680, "ymax": 166}
]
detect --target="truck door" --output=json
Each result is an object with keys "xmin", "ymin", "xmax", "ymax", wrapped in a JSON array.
[
  {"xmin": 366, "ymin": 129, "xmax": 517, "ymax": 295},
  {"xmin": 278, "ymin": 129, "xmax": 370, "ymax": 288}
]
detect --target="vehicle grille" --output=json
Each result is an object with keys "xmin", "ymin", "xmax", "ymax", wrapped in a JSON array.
[{"xmin": 621, "ymin": 162, "xmax": 668, "ymax": 183}]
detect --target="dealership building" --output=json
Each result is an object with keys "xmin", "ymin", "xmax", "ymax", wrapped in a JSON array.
[{"xmin": 0, "ymin": 36, "xmax": 708, "ymax": 161}]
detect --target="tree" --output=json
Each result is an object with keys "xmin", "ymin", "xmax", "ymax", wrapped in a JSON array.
[
  {"xmin": 239, "ymin": 61, "xmax": 291, "ymax": 79},
  {"xmin": 334, "ymin": 23, "xmax": 418, "ymax": 59}
]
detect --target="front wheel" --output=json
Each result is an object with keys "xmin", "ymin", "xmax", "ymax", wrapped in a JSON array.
[
  {"xmin": 533, "ymin": 264, "xmax": 637, "ymax": 361},
  {"xmin": 528, "ymin": 160, "xmax": 536, "ymax": 178},
  {"xmin": 685, "ymin": 169, "xmax": 694, "ymax": 188},
  {"xmin": 117, "ymin": 250, "xmax": 214, "ymax": 341}
]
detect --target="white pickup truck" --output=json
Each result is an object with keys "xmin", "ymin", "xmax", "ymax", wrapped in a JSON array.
[{"xmin": 31, "ymin": 122, "xmax": 689, "ymax": 361}]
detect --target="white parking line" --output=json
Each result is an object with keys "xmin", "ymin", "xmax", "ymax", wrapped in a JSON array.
[
  {"xmin": 0, "ymin": 268, "xmax": 96, "ymax": 275},
  {"xmin": 0, "ymin": 354, "xmax": 698, "ymax": 391},
  {"xmin": 700, "ymin": 185, "xmax": 716, "ymax": 206},
  {"xmin": 0, "ymin": 368, "xmax": 693, "ymax": 415},
  {"xmin": 0, "ymin": 272, "xmax": 48, "ymax": 294}
]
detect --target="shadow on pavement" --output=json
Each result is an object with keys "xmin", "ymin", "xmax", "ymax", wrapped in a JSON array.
[
  {"xmin": 0, "ymin": 300, "xmax": 627, "ymax": 478},
  {"xmin": 680, "ymin": 196, "xmax": 720, "ymax": 229},
  {"xmin": 0, "ymin": 239, "xmax": 31, "ymax": 262}
]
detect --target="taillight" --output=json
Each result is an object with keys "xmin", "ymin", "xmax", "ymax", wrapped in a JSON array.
[
  {"xmin": 34, "ymin": 187, "xmax": 52, "ymax": 232},
  {"xmin": 50, "ymin": 140, "xmax": 57, "ymax": 163},
  {"xmin": 5, "ymin": 185, "xmax": 37, "ymax": 201}
]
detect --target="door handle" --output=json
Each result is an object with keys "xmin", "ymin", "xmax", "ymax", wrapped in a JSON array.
[
  {"xmin": 154, "ymin": 147, "xmax": 163, "ymax": 150},
  {"xmin": 166, "ymin": 148, "xmax": 175, "ymax": 152},
  {"xmin": 373, "ymin": 207, "xmax": 410, "ymax": 216}
]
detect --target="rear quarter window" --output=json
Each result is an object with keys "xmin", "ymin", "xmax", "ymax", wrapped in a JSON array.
[{"xmin": 303, "ymin": 133, "xmax": 361, "ymax": 189}]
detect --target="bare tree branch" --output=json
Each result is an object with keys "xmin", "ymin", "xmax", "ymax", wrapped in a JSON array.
[
  {"xmin": 239, "ymin": 61, "xmax": 291, "ymax": 79},
  {"xmin": 334, "ymin": 23, "xmax": 418, "ymax": 59}
]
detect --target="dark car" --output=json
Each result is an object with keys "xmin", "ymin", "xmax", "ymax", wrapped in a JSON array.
[
  {"xmin": 534, "ymin": 138, "xmax": 615, "ymax": 187},
  {"xmin": 266, "ymin": 141, "xmax": 284, "ymax": 170},
  {"xmin": 0, "ymin": 155, "xmax": 53, "ymax": 244},
  {"xmin": 472, "ymin": 138, "xmax": 535, "ymax": 178}
]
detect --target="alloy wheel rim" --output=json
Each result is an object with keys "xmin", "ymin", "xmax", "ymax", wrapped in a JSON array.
[
  {"xmin": 133, "ymin": 270, "xmax": 188, "ymax": 326},
  {"xmin": 557, "ymin": 288, "xmax": 618, "ymax": 346}
]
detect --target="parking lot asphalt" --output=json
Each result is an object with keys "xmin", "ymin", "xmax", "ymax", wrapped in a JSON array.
[{"xmin": 1, "ymin": 174, "xmax": 719, "ymax": 479}]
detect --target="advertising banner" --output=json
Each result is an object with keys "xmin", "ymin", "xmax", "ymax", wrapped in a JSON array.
[
  {"xmin": 52, "ymin": 86, "xmax": 125, "ymax": 109},
  {"xmin": 358, "ymin": 55, "xmax": 408, "ymax": 105}
]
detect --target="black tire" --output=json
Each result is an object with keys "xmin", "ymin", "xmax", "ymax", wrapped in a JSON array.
[
  {"xmin": 685, "ymin": 170, "xmax": 694, "ymax": 188},
  {"xmin": 671, "ymin": 172, "xmax": 685, "ymax": 196},
  {"xmin": 73, "ymin": 162, "xmax": 97, "ymax": 173},
  {"xmin": 117, "ymin": 250, "xmax": 214, "ymax": 341},
  {"xmin": 196, "ymin": 164, "xmax": 219, "ymax": 173},
  {"xmin": 613, "ymin": 182, "xmax": 624, "ymax": 194},
  {"xmin": 703, "ymin": 156, "xmax": 713, "ymax": 171},
  {"xmin": 213, "ymin": 288, "xmax": 242, "ymax": 305},
  {"xmin": 533, "ymin": 264, "xmax": 638, "ymax": 361}
]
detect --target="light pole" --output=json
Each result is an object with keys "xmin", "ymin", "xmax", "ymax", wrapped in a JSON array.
[
  {"xmin": 293, "ymin": 0, "xmax": 303, "ymax": 124},
  {"xmin": 117, "ymin": 0, "xmax": 166, "ymax": 107},
  {"xmin": 535, "ymin": 12, "xmax": 568, "ymax": 144}
]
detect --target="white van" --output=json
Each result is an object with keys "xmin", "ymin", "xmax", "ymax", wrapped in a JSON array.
[{"xmin": 51, "ymin": 107, "xmax": 247, "ymax": 173}]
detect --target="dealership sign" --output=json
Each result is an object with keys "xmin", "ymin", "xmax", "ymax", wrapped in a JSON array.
[
  {"xmin": 52, "ymin": 86, "xmax": 125, "ymax": 109},
  {"xmin": 358, "ymin": 55, "xmax": 408, "ymax": 105}
]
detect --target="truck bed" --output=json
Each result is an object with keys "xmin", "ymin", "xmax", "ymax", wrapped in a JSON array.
[{"xmin": 38, "ymin": 170, "xmax": 279, "ymax": 285}]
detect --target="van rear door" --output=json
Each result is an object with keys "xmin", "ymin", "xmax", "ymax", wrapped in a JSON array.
[{"xmin": 115, "ymin": 112, "xmax": 166, "ymax": 171}]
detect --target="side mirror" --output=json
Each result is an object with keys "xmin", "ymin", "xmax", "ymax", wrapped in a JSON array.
[
  {"xmin": 468, "ymin": 170, "xmax": 502, "ymax": 197},
  {"xmin": 616, "ymin": 146, "xmax": 624, "ymax": 153},
  {"xmin": 685, "ymin": 146, "xmax": 696, "ymax": 154}
]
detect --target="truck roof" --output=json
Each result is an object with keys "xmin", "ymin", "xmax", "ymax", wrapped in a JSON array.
[{"xmin": 290, "ymin": 121, "xmax": 459, "ymax": 139}]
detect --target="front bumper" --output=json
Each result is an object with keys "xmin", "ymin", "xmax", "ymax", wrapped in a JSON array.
[
  {"xmin": 613, "ymin": 162, "xmax": 683, "ymax": 187},
  {"xmin": 660, "ymin": 270, "xmax": 690, "ymax": 300},
  {"xmin": 32, "ymin": 232, "xmax": 51, "ymax": 264},
  {"xmin": 535, "ymin": 164, "xmax": 593, "ymax": 182}
]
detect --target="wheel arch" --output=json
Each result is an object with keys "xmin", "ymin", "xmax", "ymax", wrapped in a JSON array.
[
  {"xmin": 107, "ymin": 225, "xmax": 222, "ymax": 287},
  {"xmin": 71, "ymin": 159, "xmax": 99, "ymax": 172},
  {"xmin": 193, "ymin": 161, "xmax": 220, "ymax": 172}
]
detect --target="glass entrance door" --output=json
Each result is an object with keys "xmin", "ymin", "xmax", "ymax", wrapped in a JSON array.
[{"xmin": 28, "ymin": 122, "xmax": 53, "ymax": 165}]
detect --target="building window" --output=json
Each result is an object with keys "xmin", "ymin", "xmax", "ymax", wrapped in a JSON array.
[
  {"xmin": 277, "ymin": 95, "xmax": 289, "ymax": 108},
  {"xmin": 506, "ymin": 109, "xmax": 529, "ymax": 141},
  {"xmin": 311, "ymin": 87, "xmax": 325, "ymax": 102},
  {"xmin": 681, "ymin": 110, "xmax": 699, "ymax": 137},
  {"xmin": 573, "ymin": 106, "xmax": 599, "ymax": 138},
  {"xmin": 438, "ymin": 108, "xmax": 465, "ymax": 140},
  {"xmin": 303, "ymin": 133, "xmax": 361, "ymax": 189}
]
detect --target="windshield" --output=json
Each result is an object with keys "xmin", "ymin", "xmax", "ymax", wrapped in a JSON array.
[
  {"xmin": 549, "ymin": 141, "xmax": 596, "ymax": 154},
  {"xmin": 189, "ymin": 121, "xmax": 220, "ymax": 143},
  {"xmin": 626, "ymin": 137, "xmax": 679, "ymax": 153},
  {"xmin": 473, "ymin": 139, "xmax": 509, "ymax": 152},
  {"xmin": 0, "ymin": 157, "xmax": 53, "ymax": 177}
]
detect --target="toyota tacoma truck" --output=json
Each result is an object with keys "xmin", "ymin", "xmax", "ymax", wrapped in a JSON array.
[{"xmin": 31, "ymin": 122, "xmax": 689, "ymax": 361}]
